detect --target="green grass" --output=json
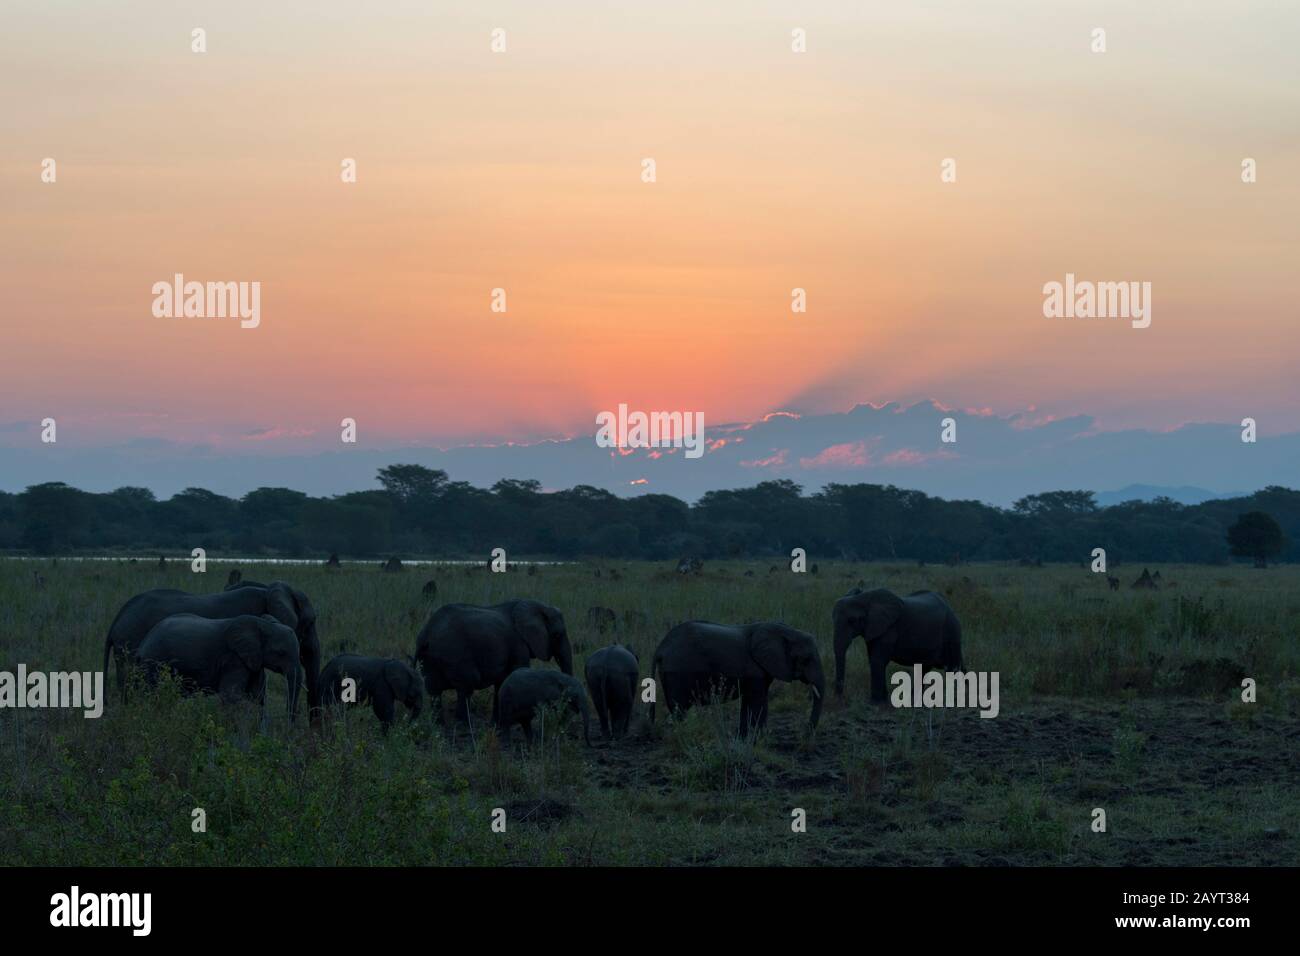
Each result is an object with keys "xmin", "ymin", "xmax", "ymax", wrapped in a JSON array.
[{"xmin": 0, "ymin": 558, "xmax": 1296, "ymax": 865}]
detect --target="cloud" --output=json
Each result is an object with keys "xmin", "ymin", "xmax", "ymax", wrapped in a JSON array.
[
  {"xmin": 0, "ymin": 399, "xmax": 1295, "ymax": 507},
  {"xmin": 799, "ymin": 441, "xmax": 871, "ymax": 469}
]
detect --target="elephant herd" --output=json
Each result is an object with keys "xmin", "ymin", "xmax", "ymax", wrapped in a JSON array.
[{"xmin": 101, "ymin": 579, "xmax": 964, "ymax": 743}]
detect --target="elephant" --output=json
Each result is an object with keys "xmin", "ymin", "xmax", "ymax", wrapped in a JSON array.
[
  {"xmin": 319, "ymin": 654, "xmax": 424, "ymax": 731},
  {"xmin": 650, "ymin": 621, "xmax": 824, "ymax": 734},
  {"xmin": 831, "ymin": 588, "xmax": 962, "ymax": 702},
  {"xmin": 414, "ymin": 599, "xmax": 573, "ymax": 726},
  {"xmin": 133, "ymin": 613, "xmax": 301, "ymax": 718},
  {"xmin": 497, "ymin": 668, "xmax": 591, "ymax": 746},
  {"xmin": 584, "ymin": 644, "xmax": 639, "ymax": 739},
  {"xmin": 103, "ymin": 581, "xmax": 321, "ymax": 711}
]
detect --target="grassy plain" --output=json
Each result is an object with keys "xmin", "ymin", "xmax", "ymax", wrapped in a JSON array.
[{"xmin": 0, "ymin": 558, "xmax": 1295, "ymax": 865}]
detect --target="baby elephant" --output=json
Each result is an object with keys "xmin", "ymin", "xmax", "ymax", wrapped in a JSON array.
[
  {"xmin": 134, "ymin": 613, "xmax": 302, "ymax": 719},
  {"xmin": 497, "ymin": 669, "xmax": 591, "ymax": 746},
  {"xmin": 585, "ymin": 644, "xmax": 639, "ymax": 739},
  {"xmin": 320, "ymin": 654, "xmax": 424, "ymax": 731}
]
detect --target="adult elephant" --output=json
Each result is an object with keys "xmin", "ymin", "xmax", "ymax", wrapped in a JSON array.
[
  {"xmin": 103, "ymin": 581, "xmax": 321, "ymax": 710},
  {"xmin": 414, "ymin": 599, "xmax": 572, "ymax": 725},
  {"xmin": 831, "ymin": 588, "xmax": 962, "ymax": 702},
  {"xmin": 134, "ymin": 614, "xmax": 302, "ymax": 718},
  {"xmin": 650, "ymin": 621, "xmax": 824, "ymax": 734}
]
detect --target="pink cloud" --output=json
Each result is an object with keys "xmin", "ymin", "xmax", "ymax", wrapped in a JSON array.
[
  {"xmin": 740, "ymin": 449, "xmax": 789, "ymax": 468},
  {"xmin": 799, "ymin": 441, "xmax": 870, "ymax": 469}
]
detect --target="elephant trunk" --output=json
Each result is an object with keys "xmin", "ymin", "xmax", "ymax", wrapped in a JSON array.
[
  {"xmin": 808, "ymin": 670, "xmax": 825, "ymax": 730},
  {"xmin": 555, "ymin": 634, "xmax": 574, "ymax": 676},
  {"xmin": 832, "ymin": 618, "xmax": 854, "ymax": 697},
  {"xmin": 302, "ymin": 622, "xmax": 321, "ymax": 711}
]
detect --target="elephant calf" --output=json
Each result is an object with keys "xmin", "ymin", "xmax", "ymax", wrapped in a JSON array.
[
  {"xmin": 134, "ymin": 613, "xmax": 302, "ymax": 718},
  {"xmin": 497, "ymin": 669, "xmax": 591, "ymax": 746},
  {"xmin": 650, "ymin": 621, "xmax": 824, "ymax": 735},
  {"xmin": 584, "ymin": 644, "xmax": 639, "ymax": 739},
  {"xmin": 319, "ymin": 654, "xmax": 424, "ymax": 731}
]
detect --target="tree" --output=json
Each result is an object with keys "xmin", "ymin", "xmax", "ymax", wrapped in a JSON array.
[
  {"xmin": 1226, "ymin": 511, "xmax": 1284, "ymax": 567},
  {"xmin": 376, "ymin": 465, "xmax": 448, "ymax": 504}
]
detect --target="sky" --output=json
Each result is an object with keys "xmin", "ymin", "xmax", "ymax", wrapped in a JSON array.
[{"xmin": 1, "ymin": 1, "xmax": 1297, "ymax": 498}]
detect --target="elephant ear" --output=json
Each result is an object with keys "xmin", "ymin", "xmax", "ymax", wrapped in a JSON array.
[
  {"xmin": 265, "ymin": 583, "xmax": 299, "ymax": 631},
  {"xmin": 226, "ymin": 619, "xmax": 264, "ymax": 672},
  {"xmin": 749, "ymin": 625, "xmax": 795, "ymax": 681},
  {"xmin": 866, "ymin": 591, "xmax": 903, "ymax": 638},
  {"xmin": 511, "ymin": 602, "xmax": 551, "ymax": 658}
]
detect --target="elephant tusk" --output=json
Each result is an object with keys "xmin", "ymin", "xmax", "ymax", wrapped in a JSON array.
[{"xmin": 810, "ymin": 685, "xmax": 821, "ymax": 699}]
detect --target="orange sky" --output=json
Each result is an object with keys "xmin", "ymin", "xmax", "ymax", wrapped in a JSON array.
[{"xmin": 2, "ymin": 1, "xmax": 1297, "ymax": 450}]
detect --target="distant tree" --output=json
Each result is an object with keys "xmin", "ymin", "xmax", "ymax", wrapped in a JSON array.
[
  {"xmin": 1012, "ymin": 490, "xmax": 1098, "ymax": 515},
  {"xmin": 1226, "ymin": 511, "xmax": 1284, "ymax": 567},
  {"xmin": 376, "ymin": 465, "xmax": 448, "ymax": 504}
]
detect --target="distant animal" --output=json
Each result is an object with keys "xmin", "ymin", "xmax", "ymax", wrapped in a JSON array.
[
  {"xmin": 1152, "ymin": 571, "xmax": 1163, "ymax": 583},
  {"xmin": 32, "ymin": 571, "xmax": 45, "ymax": 590},
  {"xmin": 650, "ymin": 621, "xmax": 824, "ymax": 734},
  {"xmin": 1107, "ymin": 576, "xmax": 1120, "ymax": 591},
  {"xmin": 832, "ymin": 588, "xmax": 962, "ymax": 703},
  {"xmin": 421, "ymin": 579, "xmax": 438, "ymax": 598},
  {"xmin": 104, "ymin": 583, "xmax": 321, "ymax": 710},
  {"xmin": 609, "ymin": 568, "xmax": 622, "ymax": 581},
  {"xmin": 586, "ymin": 606, "xmax": 617, "ymax": 633},
  {"xmin": 810, "ymin": 563, "xmax": 819, "ymax": 574},
  {"xmin": 497, "ymin": 669, "xmax": 591, "ymax": 746},
  {"xmin": 675, "ymin": 557, "xmax": 703, "ymax": 575},
  {"xmin": 1132, "ymin": 568, "xmax": 1159, "ymax": 590},
  {"xmin": 226, "ymin": 569, "xmax": 242, "ymax": 588},
  {"xmin": 382, "ymin": 557, "xmax": 403, "ymax": 573},
  {"xmin": 134, "ymin": 613, "xmax": 302, "ymax": 719},
  {"xmin": 594, "ymin": 568, "xmax": 602, "ymax": 578},
  {"xmin": 325, "ymin": 553, "xmax": 341, "ymax": 569},
  {"xmin": 744, "ymin": 570, "xmax": 754, "ymax": 577},
  {"xmin": 768, "ymin": 566, "xmax": 779, "ymax": 574},
  {"xmin": 585, "ymin": 644, "xmax": 639, "ymax": 739},
  {"xmin": 319, "ymin": 654, "xmax": 424, "ymax": 731},
  {"xmin": 157, "ymin": 555, "xmax": 166, "ymax": 569},
  {"xmin": 622, "ymin": 608, "xmax": 649, "ymax": 630},
  {"xmin": 527, "ymin": 565, "xmax": 538, "ymax": 577},
  {"xmin": 414, "ymin": 600, "xmax": 572, "ymax": 726}
]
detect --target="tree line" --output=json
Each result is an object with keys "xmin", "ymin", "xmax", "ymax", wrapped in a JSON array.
[{"xmin": 0, "ymin": 465, "xmax": 1292, "ymax": 564}]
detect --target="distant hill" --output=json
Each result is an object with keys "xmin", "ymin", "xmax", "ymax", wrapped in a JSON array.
[{"xmin": 1094, "ymin": 485, "xmax": 1248, "ymax": 507}]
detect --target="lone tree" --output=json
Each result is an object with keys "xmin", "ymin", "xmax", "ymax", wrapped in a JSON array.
[{"xmin": 1226, "ymin": 511, "xmax": 1284, "ymax": 568}]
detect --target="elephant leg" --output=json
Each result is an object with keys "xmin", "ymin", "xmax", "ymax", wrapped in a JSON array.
[
  {"xmin": 868, "ymin": 645, "xmax": 890, "ymax": 703},
  {"xmin": 833, "ymin": 630, "xmax": 856, "ymax": 697},
  {"xmin": 217, "ymin": 668, "xmax": 251, "ymax": 706},
  {"xmin": 592, "ymin": 685, "xmax": 610, "ymax": 738},
  {"xmin": 373, "ymin": 691, "xmax": 396, "ymax": 732},
  {"xmin": 491, "ymin": 683, "xmax": 502, "ymax": 724}
]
